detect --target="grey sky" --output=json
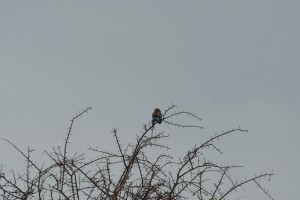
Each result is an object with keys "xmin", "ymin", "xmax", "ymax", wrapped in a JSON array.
[{"xmin": 1, "ymin": 1, "xmax": 299, "ymax": 199}]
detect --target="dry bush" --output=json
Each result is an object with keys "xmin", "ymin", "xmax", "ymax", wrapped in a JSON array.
[{"xmin": 0, "ymin": 105, "xmax": 273, "ymax": 200}]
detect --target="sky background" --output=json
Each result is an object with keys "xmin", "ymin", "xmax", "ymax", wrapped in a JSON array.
[{"xmin": 0, "ymin": 1, "xmax": 299, "ymax": 199}]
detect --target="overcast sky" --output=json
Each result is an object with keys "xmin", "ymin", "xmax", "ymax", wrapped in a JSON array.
[{"xmin": 1, "ymin": 1, "xmax": 299, "ymax": 199}]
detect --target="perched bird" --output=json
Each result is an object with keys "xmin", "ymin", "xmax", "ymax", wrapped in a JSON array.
[{"xmin": 152, "ymin": 108, "xmax": 162, "ymax": 126}]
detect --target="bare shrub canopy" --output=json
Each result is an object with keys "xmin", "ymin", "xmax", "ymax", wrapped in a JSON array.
[{"xmin": 0, "ymin": 105, "xmax": 273, "ymax": 200}]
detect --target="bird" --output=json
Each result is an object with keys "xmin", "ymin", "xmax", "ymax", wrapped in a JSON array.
[{"xmin": 152, "ymin": 108, "xmax": 162, "ymax": 126}]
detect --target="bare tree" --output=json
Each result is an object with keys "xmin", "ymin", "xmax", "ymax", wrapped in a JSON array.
[{"xmin": 0, "ymin": 105, "xmax": 273, "ymax": 200}]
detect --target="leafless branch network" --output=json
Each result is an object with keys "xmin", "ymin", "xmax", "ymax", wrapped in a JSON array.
[{"xmin": 0, "ymin": 105, "xmax": 273, "ymax": 200}]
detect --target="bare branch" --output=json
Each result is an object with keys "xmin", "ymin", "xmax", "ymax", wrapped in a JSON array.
[{"xmin": 0, "ymin": 105, "xmax": 274, "ymax": 200}]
